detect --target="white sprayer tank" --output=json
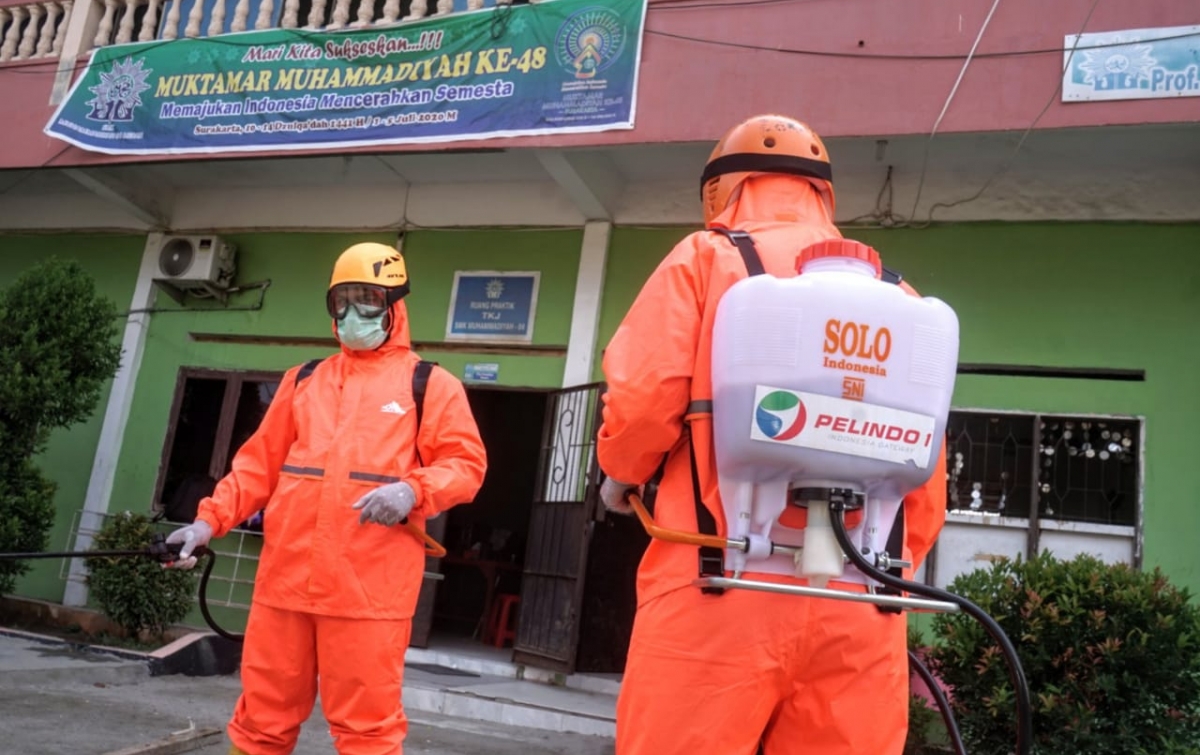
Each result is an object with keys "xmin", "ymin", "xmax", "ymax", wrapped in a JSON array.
[{"xmin": 711, "ymin": 239, "xmax": 960, "ymax": 586}]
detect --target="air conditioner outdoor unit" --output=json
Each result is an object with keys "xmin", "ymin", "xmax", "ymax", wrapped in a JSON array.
[{"xmin": 152, "ymin": 235, "xmax": 238, "ymax": 304}]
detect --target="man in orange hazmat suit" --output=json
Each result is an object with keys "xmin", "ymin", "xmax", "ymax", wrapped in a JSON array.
[
  {"xmin": 596, "ymin": 114, "xmax": 948, "ymax": 755},
  {"xmin": 165, "ymin": 241, "xmax": 488, "ymax": 755}
]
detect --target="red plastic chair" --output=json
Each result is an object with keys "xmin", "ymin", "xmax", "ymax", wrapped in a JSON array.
[{"xmin": 485, "ymin": 594, "xmax": 520, "ymax": 648}]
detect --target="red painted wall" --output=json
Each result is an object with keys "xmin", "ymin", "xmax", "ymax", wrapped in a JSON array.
[{"xmin": 0, "ymin": 0, "xmax": 1197, "ymax": 170}]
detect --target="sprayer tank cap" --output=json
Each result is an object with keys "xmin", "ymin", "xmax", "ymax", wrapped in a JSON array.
[{"xmin": 797, "ymin": 239, "xmax": 882, "ymax": 276}]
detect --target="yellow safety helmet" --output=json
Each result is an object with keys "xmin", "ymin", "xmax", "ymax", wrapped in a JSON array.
[
  {"xmin": 326, "ymin": 242, "xmax": 410, "ymax": 320},
  {"xmin": 701, "ymin": 114, "xmax": 835, "ymax": 226}
]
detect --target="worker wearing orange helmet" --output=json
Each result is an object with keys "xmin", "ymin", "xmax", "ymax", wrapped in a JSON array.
[
  {"xmin": 165, "ymin": 241, "xmax": 488, "ymax": 755},
  {"xmin": 597, "ymin": 115, "xmax": 947, "ymax": 755}
]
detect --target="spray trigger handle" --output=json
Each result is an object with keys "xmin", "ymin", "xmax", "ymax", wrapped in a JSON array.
[{"xmin": 147, "ymin": 534, "xmax": 185, "ymax": 563}]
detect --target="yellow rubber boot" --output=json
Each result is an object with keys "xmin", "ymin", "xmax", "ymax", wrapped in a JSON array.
[{"xmin": 228, "ymin": 747, "xmax": 253, "ymax": 755}]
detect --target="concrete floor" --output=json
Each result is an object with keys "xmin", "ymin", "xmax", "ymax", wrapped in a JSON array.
[{"xmin": 0, "ymin": 633, "xmax": 616, "ymax": 755}]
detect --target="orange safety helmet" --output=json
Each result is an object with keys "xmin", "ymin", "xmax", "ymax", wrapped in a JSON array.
[
  {"xmin": 700, "ymin": 114, "xmax": 835, "ymax": 226},
  {"xmin": 326, "ymin": 241, "xmax": 410, "ymax": 321}
]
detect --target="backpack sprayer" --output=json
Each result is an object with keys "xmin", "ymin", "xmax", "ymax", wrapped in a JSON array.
[
  {"xmin": 614, "ymin": 238, "xmax": 1032, "ymax": 755},
  {"xmin": 0, "ymin": 522, "xmax": 446, "ymax": 643}
]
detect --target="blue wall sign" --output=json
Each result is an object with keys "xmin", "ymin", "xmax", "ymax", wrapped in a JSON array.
[
  {"xmin": 446, "ymin": 271, "xmax": 539, "ymax": 342},
  {"xmin": 464, "ymin": 363, "xmax": 500, "ymax": 382}
]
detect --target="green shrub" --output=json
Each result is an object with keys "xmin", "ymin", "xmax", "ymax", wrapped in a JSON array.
[
  {"xmin": 927, "ymin": 551, "xmax": 1200, "ymax": 755},
  {"xmin": 0, "ymin": 459, "xmax": 57, "ymax": 595},
  {"xmin": 0, "ymin": 257, "xmax": 122, "ymax": 594},
  {"xmin": 85, "ymin": 511, "xmax": 196, "ymax": 639}
]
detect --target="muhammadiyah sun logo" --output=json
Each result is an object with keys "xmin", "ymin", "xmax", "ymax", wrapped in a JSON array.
[
  {"xmin": 555, "ymin": 7, "xmax": 626, "ymax": 80},
  {"xmin": 86, "ymin": 57, "xmax": 152, "ymax": 123},
  {"xmin": 755, "ymin": 390, "xmax": 807, "ymax": 441}
]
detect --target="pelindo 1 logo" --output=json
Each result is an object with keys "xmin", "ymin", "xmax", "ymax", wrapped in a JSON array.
[{"xmin": 755, "ymin": 390, "xmax": 807, "ymax": 441}]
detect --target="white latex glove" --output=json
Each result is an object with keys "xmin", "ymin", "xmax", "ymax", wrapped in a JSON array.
[
  {"xmin": 164, "ymin": 520, "xmax": 213, "ymax": 570},
  {"xmin": 600, "ymin": 476, "xmax": 637, "ymax": 516},
  {"xmin": 352, "ymin": 481, "xmax": 416, "ymax": 527}
]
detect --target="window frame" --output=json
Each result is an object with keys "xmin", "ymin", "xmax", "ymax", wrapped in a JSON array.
[
  {"xmin": 152, "ymin": 366, "xmax": 285, "ymax": 513},
  {"xmin": 925, "ymin": 405, "xmax": 1146, "ymax": 588}
]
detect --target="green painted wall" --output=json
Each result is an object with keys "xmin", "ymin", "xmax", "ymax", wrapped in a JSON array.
[
  {"xmin": 593, "ymin": 223, "xmax": 1200, "ymax": 594},
  {"xmin": 106, "ymin": 229, "xmax": 581, "ymax": 630},
  {"xmin": 0, "ymin": 233, "xmax": 144, "ymax": 602},
  {"xmin": 23, "ymin": 223, "xmax": 1195, "ymax": 629},
  {"xmin": 591, "ymin": 226, "xmax": 693, "ymax": 383},
  {"xmin": 110, "ymin": 232, "xmax": 389, "ymax": 523},
  {"xmin": 405, "ymin": 228, "xmax": 582, "ymax": 388}
]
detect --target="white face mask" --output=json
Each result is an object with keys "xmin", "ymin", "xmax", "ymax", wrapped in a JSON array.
[{"xmin": 336, "ymin": 308, "xmax": 387, "ymax": 351}]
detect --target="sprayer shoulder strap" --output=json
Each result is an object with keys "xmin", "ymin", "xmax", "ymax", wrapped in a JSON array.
[
  {"xmin": 293, "ymin": 356, "xmax": 437, "ymax": 438},
  {"xmin": 412, "ymin": 360, "xmax": 434, "ymax": 427},
  {"xmin": 411, "ymin": 360, "xmax": 437, "ymax": 467},
  {"xmin": 709, "ymin": 227, "xmax": 766, "ymax": 277},
  {"xmin": 679, "ymin": 229, "xmax": 770, "ymax": 590},
  {"xmin": 296, "ymin": 358, "xmax": 324, "ymax": 384}
]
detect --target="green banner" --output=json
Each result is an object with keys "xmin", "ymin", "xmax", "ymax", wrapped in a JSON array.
[{"xmin": 45, "ymin": 0, "xmax": 647, "ymax": 155}]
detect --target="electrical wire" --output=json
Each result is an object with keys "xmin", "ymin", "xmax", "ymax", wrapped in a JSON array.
[
  {"xmin": 114, "ymin": 279, "xmax": 272, "ymax": 316},
  {"xmin": 841, "ymin": 0, "xmax": 1105, "ymax": 229},
  {"xmin": 649, "ymin": 0, "xmax": 829, "ymax": 10},
  {"xmin": 0, "ymin": 0, "xmax": 1157, "ymax": 230},
  {"xmin": 0, "ymin": 9, "xmax": 1194, "ymax": 77},
  {"xmin": 642, "ymin": 27, "xmax": 1198, "ymax": 62},
  {"xmin": 905, "ymin": 0, "xmax": 1002, "ymax": 223},
  {"xmin": 0, "ymin": 143, "xmax": 73, "ymax": 195},
  {"xmin": 905, "ymin": 0, "xmax": 1104, "ymax": 227}
]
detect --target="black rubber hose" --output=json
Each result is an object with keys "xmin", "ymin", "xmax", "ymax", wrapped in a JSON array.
[
  {"xmin": 828, "ymin": 502, "xmax": 1033, "ymax": 755},
  {"xmin": 0, "ymin": 549, "xmax": 157, "ymax": 559},
  {"xmin": 0, "ymin": 543, "xmax": 244, "ymax": 644},
  {"xmin": 908, "ymin": 649, "xmax": 967, "ymax": 755},
  {"xmin": 189, "ymin": 546, "xmax": 244, "ymax": 643}
]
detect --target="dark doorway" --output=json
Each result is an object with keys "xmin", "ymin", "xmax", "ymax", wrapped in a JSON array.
[
  {"xmin": 413, "ymin": 381, "xmax": 653, "ymax": 674},
  {"xmin": 575, "ymin": 509, "xmax": 650, "ymax": 673},
  {"xmin": 155, "ymin": 368, "xmax": 282, "ymax": 529},
  {"xmin": 426, "ymin": 387, "xmax": 549, "ymax": 646}
]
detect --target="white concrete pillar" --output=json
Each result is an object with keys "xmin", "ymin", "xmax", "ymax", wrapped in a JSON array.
[
  {"xmin": 49, "ymin": 0, "xmax": 103, "ymax": 105},
  {"xmin": 561, "ymin": 220, "xmax": 611, "ymax": 388},
  {"xmin": 63, "ymin": 232, "xmax": 163, "ymax": 606}
]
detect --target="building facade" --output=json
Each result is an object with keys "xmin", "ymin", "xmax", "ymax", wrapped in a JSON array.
[{"xmin": 0, "ymin": 0, "xmax": 1197, "ymax": 673}]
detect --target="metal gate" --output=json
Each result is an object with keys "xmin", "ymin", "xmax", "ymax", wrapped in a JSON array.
[{"xmin": 512, "ymin": 382, "xmax": 605, "ymax": 673}]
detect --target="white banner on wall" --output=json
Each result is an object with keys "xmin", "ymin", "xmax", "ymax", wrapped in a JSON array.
[{"xmin": 1063, "ymin": 24, "xmax": 1200, "ymax": 102}]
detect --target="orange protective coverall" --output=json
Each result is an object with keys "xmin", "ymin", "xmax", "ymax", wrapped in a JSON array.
[
  {"xmin": 195, "ymin": 299, "xmax": 487, "ymax": 755},
  {"xmin": 597, "ymin": 174, "xmax": 947, "ymax": 755}
]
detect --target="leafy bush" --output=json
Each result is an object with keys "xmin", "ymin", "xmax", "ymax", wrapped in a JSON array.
[
  {"xmin": 0, "ymin": 459, "xmax": 58, "ymax": 593},
  {"xmin": 927, "ymin": 551, "xmax": 1200, "ymax": 755},
  {"xmin": 0, "ymin": 258, "xmax": 122, "ymax": 594},
  {"xmin": 85, "ymin": 511, "xmax": 196, "ymax": 639}
]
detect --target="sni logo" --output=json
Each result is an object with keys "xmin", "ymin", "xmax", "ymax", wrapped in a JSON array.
[{"xmin": 755, "ymin": 390, "xmax": 807, "ymax": 441}]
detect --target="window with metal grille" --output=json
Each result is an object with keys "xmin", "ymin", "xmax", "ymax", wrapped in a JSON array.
[{"xmin": 946, "ymin": 410, "xmax": 1141, "ymax": 527}]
